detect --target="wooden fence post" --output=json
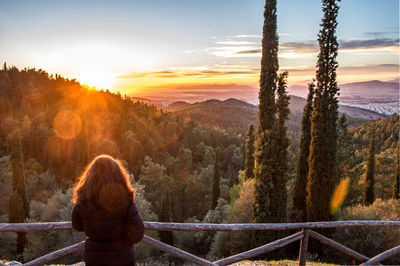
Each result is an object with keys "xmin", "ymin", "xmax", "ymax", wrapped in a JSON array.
[{"xmin": 298, "ymin": 228, "xmax": 310, "ymax": 266}]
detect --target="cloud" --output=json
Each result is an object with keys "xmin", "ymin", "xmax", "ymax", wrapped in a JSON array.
[
  {"xmin": 216, "ymin": 41, "xmax": 257, "ymax": 45},
  {"xmin": 281, "ymin": 42, "xmax": 317, "ymax": 53},
  {"xmin": 281, "ymin": 64, "xmax": 399, "ymax": 75},
  {"xmin": 235, "ymin": 49, "xmax": 261, "ymax": 55},
  {"xmin": 364, "ymin": 31, "xmax": 399, "ymax": 37},
  {"xmin": 233, "ymin": 34, "xmax": 261, "ymax": 38},
  {"xmin": 233, "ymin": 42, "xmax": 317, "ymax": 56},
  {"xmin": 338, "ymin": 64, "xmax": 399, "ymax": 73},
  {"xmin": 116, "ymin": 68, "xmax": 258, "ymax": 80},
  {"xmin": 230, "ymin": 38, "xmax": 399, "ymax": 57},
  {"xmin": 340, "ymin": 38, "xmax": 399, "ymax": 50}
]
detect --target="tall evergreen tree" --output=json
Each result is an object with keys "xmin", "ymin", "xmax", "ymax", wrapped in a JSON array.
[
  {"xmin": 159, "ymin": 189, "xmax": 174, "ymax": 245},
  {"xmin": 292, "ymin": 81, "xmax": 315, "ymax": 222},
  {"xmin": 257, "ymin": 0, "xmax": 278, "ymax": 134},
  {"xmin": 211, "ymin": 147, "xmax": 221, "ymax": 210},
  {"xmin": 8, "ymin": 137, "xmax": 29, "ymax": 258},
  {"xmin": 363, "ymin": 126, "xmax": 376, "ymax": 205},
  {"xmin": 306, "ymin": 0, "xmax": 340, "ymax": 222},
  {"xmin": 244, "ymin": 124, "xmax": 256, "ymax": 179},
  {"xmin": 252, "ymin": 2, "xmax": 291, "ymax": 255},
  {"xmin": 393, "ymin": 144, "xmax": 399, "ymax": 199},
  {"xmin": 253, "ymin": 0, "xmax": 279, "ymax": 231},
  {"xmin": 337, "ymin": 115, "xmax": 353, "ymax": 178},
  {"xmin": 274, "ymin": 71, "xmax": 290, "ymax": 223}
]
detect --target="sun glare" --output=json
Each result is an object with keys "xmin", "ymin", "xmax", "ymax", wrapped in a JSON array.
[
  {"xmin": 330, "ymin": 177, "xmax": 350, "ymax": 215},
  {"xmin": 73, "ymin": 67, "xmax": 115, "ymax": 90}
]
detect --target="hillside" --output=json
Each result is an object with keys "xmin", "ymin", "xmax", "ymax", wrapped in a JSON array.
[
  {"xmin": 0, "ymin": 67, "xmax": 246, "ymax": 263},
  {"xmin": 344, "ymin": 113, "xmax": 399, "ymax": 204},
  {"xmin": 168, "ymin": 96, "xmax": 385, "ymax": 136}
]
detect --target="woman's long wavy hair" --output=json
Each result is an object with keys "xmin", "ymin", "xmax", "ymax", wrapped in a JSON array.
[{"xmin": 72, "ymin": 154, "xmax": 135, "ymax": 211}]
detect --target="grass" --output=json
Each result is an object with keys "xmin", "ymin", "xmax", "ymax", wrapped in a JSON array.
[
  {"xmin": 230, "ymin": 260, "xmax": 339, "ymax": 266},
  {"xmin": 1, "ymin": 259, "xmax": 339, "ymax": 266}
]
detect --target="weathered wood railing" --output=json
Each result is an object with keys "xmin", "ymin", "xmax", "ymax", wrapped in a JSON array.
[{"xmin": 1, "ymin": 220, "xmax": 399, "ymax": 266}]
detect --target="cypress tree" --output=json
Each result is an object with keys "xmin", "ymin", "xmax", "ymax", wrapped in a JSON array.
[
  {"xmin": 158, "ymin": 189, "xmax": 174, "ymax": 245},
  {"xmin": 253, "ymin": 0, "xmax": 279, "ymax": 235},
  {"xmin": 257, "ymin": 0, "xmax": 278, "ymax": 134},
  {"xmin": 275, "ymin": 71, "xmax": 290, "ymax": 223},
  {"xmin": 306, "ymin": 0, "xmax": 340, "ymax": 223},
  {"xmin": 393, "ymin": 145, "xmax": 400, "ymax": 199},
  {"xmin": 244, "ymin": 124, "xmax": 256, "ymax": 179},
  {"xmin": 292, "ymin": 81, "xmax": 315, "ymax": 222},
  {"xmin": 337, "ymin": 115, "xmax": 354, "ymax": 181},
  {"xmin": 393, "ymin": 145, "xmax": 399, "ymax": 200},
  {"xmin": 252, "ymin": 2, "xmax": 291, "ymax": 255},
  {"xmin": 211, "ymin": 147, "xmax": 221, "ymax": 210},
  {"xmin": 9, "ymin": 137, "xmax": 29, "ymax": 257},
  {"xmin": 363, "ymin": 126, "xmax": 376, "ymax": 205}
]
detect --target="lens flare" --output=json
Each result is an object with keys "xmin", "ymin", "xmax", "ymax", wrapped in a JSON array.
[
  {"xmin": 46, "ymin": 136, "xmax": 74, "ymax": 160},
  {"xmin": 53, "ymin": 110, "xmax": 82, "ymax": 140},
  {"xmin": 330, "ymin": 177, "xmax": 350, "ymax": 215}
]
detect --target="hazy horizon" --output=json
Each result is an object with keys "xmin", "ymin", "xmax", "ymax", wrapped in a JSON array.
[{"xmin": 1, "ymin": 0, "xmax": 398, "ymax": 102}]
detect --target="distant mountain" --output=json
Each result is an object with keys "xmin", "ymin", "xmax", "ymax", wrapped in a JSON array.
[
  {"xmin": 165, "ymin": 101, "xmax": 191, "ymax": 112},
  {"xmin": 168, "ymin": 96, "xmax": 385, "ymax": 136},
  {"xmin": 339, "ymin": 80, "xmax": 398, "ymax": 98},
  {"xmin": 289, "ymin": 80, "xmax": 399, "ymax": 115},
  {"xmin": 167, "ymin": 98, "xmax": 257, "ymax": 136}
]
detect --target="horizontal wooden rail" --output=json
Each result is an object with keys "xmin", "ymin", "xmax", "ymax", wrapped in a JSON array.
[
  {"xmin": 24, "ymin": 241, "xmax": 85, "ymax": 266},
  {"xmin": 142, "ymin": 235, "xmax": 217, "ymax": 266},
  {"xmin": 1, "ymin": 220, "xmax": 400, "ymax": 232},
  {"xmin": 214, "ymin": 231, "xmax": 304, "ymax": 265}
]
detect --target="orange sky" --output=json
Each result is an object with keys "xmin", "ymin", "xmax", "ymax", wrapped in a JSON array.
[{"xmin": 1, "ymin": 0, "xmax": 398, "ymax": 103}]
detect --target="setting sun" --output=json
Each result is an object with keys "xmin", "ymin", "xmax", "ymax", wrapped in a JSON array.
[{"xmin": 72, "ymin": 67, "xmax": 115, "ymax": 90}]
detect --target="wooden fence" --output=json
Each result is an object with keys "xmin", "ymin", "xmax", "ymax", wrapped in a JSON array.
[{"xmin": 0, "ymin": 220, "xmax": 399, "ymax": 266}]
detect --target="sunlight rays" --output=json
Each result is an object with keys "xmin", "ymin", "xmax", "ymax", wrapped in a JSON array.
[{"xmin": 72, "ymin": 67, "xmax": 116, "ymax": 90}]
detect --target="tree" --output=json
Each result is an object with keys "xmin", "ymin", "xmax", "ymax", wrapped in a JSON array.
[
  {"xmin": 8, "ymin": 137, "xmax": 29, "ymax": 258},
  {"xmin": 252, "ymin": 0, "xmax": 289, "ymax": 252},
  {"xmin": 253, "ymin": 0, "xmax": 279, "ymax": 226},
  {"xmin": 211, "ymin": 148, "xmax": 221, "ymax": 210},
  {"xmin": 257, "ymin": 0, "xmax": 278, "ymax": 134},
  {"xmin": 306, "ymin": 0, "xmax": 340, "ymax": 223},
  {"xmin": 159, "ymin": 189, "xmax": 174, "ymax": 245},
  {"xmin": 244, "ymin": 125, "xmax": 255, "ymax": 179},
  {"xmin": 139, "ymin": 156, "xmax": 173, "ymax": 212},
  {"xmin": 363, "ymin": 126, "xmax": 376, "ymax": 205},
  {"xmin": 292, "ymin": 81, "xmax": 314, "ymax": 222},
  {"xmin": 274, "ymin": 71, "xmax": 290, "ymax": 223},
  {"xmin": 393, "ymin": 145, "xmax": 399, "ymax": 199},
  {"xmin": 337, "ymin": 115, "xmax": 354, "ymax": 181}
]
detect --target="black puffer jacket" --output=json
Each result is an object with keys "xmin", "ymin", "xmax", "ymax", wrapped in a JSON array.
[{"xmin": 72, "ymin": 199, "xmax": 144, "ymax": 266}]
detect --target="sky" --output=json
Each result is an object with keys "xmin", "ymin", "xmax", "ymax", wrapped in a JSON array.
[{"xmin": 0, "ymin": 0, "xmax": 399, "ymax": 103}]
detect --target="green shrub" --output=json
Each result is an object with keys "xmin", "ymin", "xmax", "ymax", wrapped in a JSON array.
[{"xmin": 333, "ymin": 198, "xmax": 400, "ymax": 265}]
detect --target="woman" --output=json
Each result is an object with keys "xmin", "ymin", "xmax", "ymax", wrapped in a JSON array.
[{"xmin": 71, "ymin": 154, "xmax": 144, "ymax": 266}]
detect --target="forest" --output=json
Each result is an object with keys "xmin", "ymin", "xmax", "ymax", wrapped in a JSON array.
[{"xmin": 0, "ymin": 65, "xmax": 398, "ymax": 264}]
